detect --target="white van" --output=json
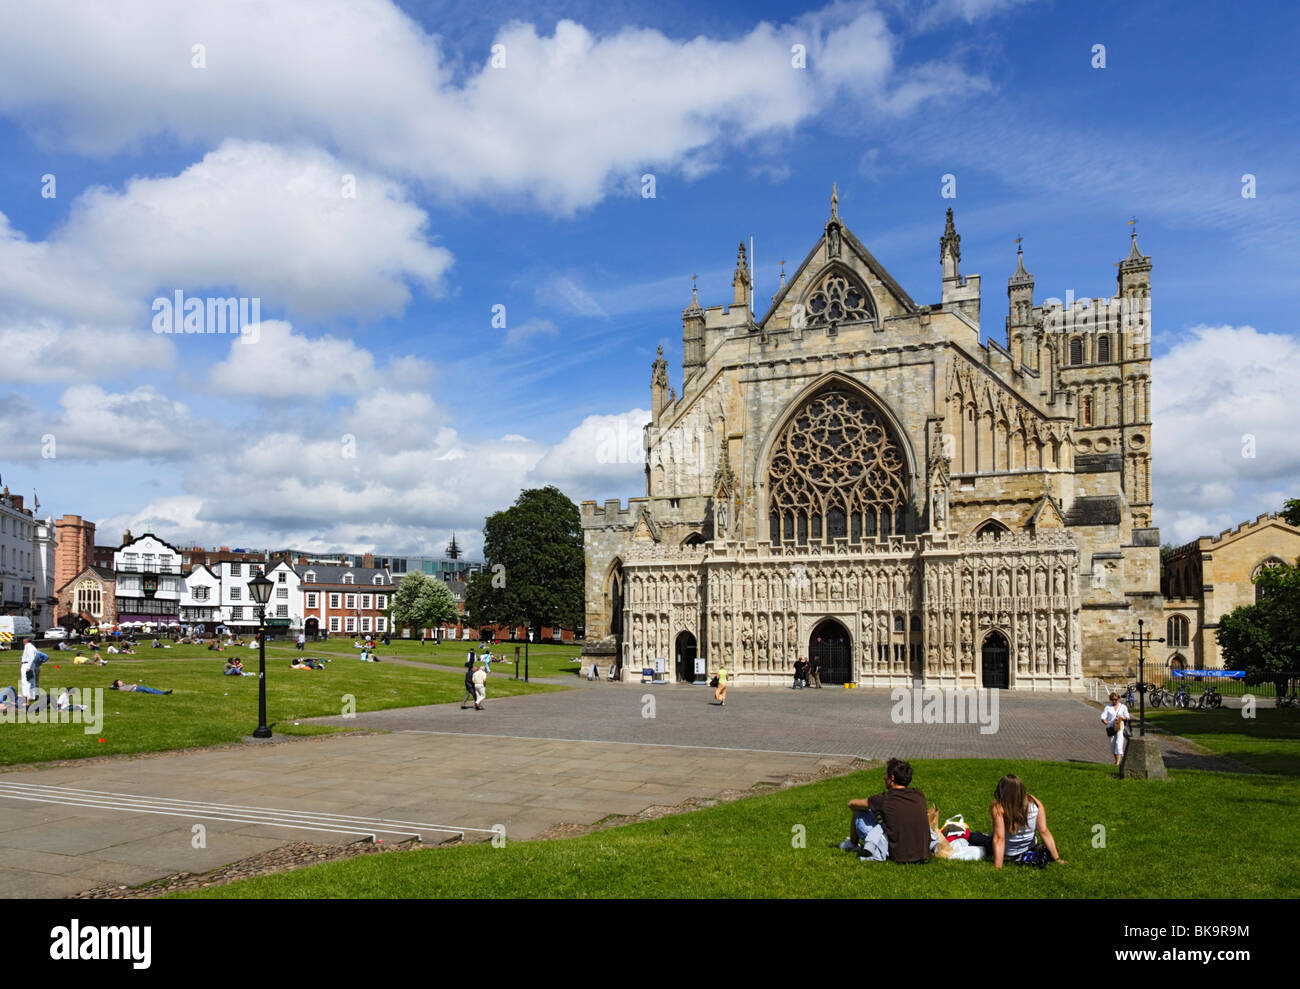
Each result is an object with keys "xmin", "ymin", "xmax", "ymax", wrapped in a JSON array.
[{"xmin": 0, "ymin": 616, "xmax": 34, "ymax": 649}]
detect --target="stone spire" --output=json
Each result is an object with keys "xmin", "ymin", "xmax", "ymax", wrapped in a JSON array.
[
  {"xmin": 732, "ymin": 241, "xmax": 751, "ymax": 307},
  {"xmin": 940, "ymin": 207, "xmax": 961, "ymax": 286},
  {"xmin": 1009, "ymin": 243, "xmax": 1033, "ymax": 286},
  {"xmin": 830, "ymin": 181, "xmax": 839, "ymax": 221},
  {"xmin": 651, "ymin": 344, "xmax": 670, "ymax": 423},
  {"xmin": 681, "ymin": 275, "xmax": 705, "ymax": 381}
]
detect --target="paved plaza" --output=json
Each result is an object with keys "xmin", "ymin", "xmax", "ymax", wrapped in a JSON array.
[{"xmin": 0, "ymin": 683, "xmax": 1112, "ymax": 897}]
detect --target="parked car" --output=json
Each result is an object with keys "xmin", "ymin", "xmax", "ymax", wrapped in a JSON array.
[{"xmin": 43, "ymin": 627, "xmax": 69, "ymax": 640}]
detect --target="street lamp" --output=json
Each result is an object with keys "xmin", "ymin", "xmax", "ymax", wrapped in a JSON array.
[{"xmin": 247, "ymin": 572, "xmax": 274, "ymax": 739}]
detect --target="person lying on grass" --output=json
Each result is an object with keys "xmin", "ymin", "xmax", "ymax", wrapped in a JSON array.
[
  {"xmin": 841, "ymin": 757, "xmax": 931, "ymax": 864},
  {"xmin": 965, "ymin": 774, "xmax": 1064, "ymax": 869},
  {"xmin": 290, "ymin": 658, "xmax": 326, "ymax": 671},
  {"xmin": 73, "ymin": 652, "xmax": 108, "ymax": 666},
  {"xmin": 110, "ymin": 679, "xmax": 172, "ymax": 695}
]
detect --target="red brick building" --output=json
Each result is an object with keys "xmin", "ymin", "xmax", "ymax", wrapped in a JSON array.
[{"xmin": 299, "ymin": 564, "xmax": 394, "ymax": 637}]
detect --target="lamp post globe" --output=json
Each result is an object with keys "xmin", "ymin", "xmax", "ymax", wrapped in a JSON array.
[{"xmin": 247, "ymin": 572, "xmax": 274, "ymax": 739}]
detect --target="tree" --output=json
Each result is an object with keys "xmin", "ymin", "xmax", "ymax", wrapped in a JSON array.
[
  {"xmin": 1217, "ymin": 561, "xmax": 1300, "ymax": 695},
  {"xmin": 1283, "ymin": 498, "xmax": 1300, "ymax": 527},
  {"xmin": 390, "ymin": 571, "xmax": 457, "ymax": 633},
  {"xmin": 478, "ymin": 486, "xmax": 584, "ymax": 635}
]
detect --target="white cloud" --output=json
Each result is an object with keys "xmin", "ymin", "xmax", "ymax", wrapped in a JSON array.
[
  {"xmin": 1153, "ymin": 324, "xmax": 1300, "ymax": 544},
  {"xmin": 0, "ymin": 319, "xmax": 175, "ymax": 382},
  {"xmin": 208, "ymin": 320, "xmax": 434, "ymax": 397},
  {"xmin": 503, "ymin": 317, "xmax": 561, "ymax": 349},
  {"xmin": 0, "ymin": 141, "xmax": 451, "ymax": 333},
  {"xmin": 534, "ymin": 276, "xmax": 608, "ymax": 317},
  {"xmin": 528, "ymin": 408, "xmax": 652, "ymax": 502},
  {"xmin": 0, "ymin": 2, "xmax": 990, "ymax": 214}
]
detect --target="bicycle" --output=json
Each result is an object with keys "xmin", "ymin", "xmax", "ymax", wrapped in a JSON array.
[
  {"xmin": 1124, "ymin": 683, "xmax": 1137, "ymax": 707},
  {"xmin": 1279, "ymin": 692, "xmax": 1300, "ymax": 709},
  {"xmin": 1172, "ymin": 683, "xmax": 1192, "ymax": 709},
  {"xmin": 1148, "ymin": 683, "xmax": 1166, "ymax": 707},
  {"xmin": 1194, "ymin": 684, "xmax": 1223, "ymax": 710}
]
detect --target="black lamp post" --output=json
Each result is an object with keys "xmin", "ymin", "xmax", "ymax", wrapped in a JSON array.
[
  {"xmin": 247, "ymin": 572, "xmax": 274, "ymax": 738},
  {"xmin": 1117, "ymin": 617, "xmax": 1164, "ymax": 737}
]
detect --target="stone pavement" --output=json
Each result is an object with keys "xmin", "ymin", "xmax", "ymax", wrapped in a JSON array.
[
  {"xmin": 0, "ymin": 682, "xmax": 1106, "ymax": 898},
  {"xmin": 314, "ymin": 682, "xmax": 1107, "ymax": 762}
]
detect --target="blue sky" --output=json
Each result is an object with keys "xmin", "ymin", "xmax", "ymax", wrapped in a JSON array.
[{"xmin": 0, "ymin": 0, "xmax": 1296, "ymax": 556}]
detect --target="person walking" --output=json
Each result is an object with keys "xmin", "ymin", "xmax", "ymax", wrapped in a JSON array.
[
  {"xmin": 1100, "ymin": 692, "xmax": 1131, "ymax": 766},
  {"xmin": 809, "ymin": 654, "xmax": 823, "ymax": 689},
  {"xmin": 19, "ymin": 637, "xmax": 48, "ymax": 706},
  {"xmin": 713, "ymin": 662, "xmax": 729, "ymax": 706},
  {"xmin": 461, "ymin": 660, "xmax": 477, "ymax": 709},
  {"xmin": 472, "ymin": 663, "xmax": 487, "ymax": 710},
  {"xmin": 296, "ymin": 631, "xmax": 306, "ymax": 652},
  {"xmin": 483, "ymin": 649, "xmax": 492, "ymax": 675},
  {"xmin": 792, "ymin": 657, "xmax": 806, "ymax": 689}
]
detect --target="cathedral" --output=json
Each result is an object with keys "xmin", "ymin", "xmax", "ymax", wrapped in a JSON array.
[{"xmin": 581, "ymin": 188, "xmax": 1162, "ymax": 689}]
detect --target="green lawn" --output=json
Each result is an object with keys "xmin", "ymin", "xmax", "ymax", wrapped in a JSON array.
[
  {"xmin": 0, "ymin": 643, "xmax": 565, "ymax": 766},
  {"xmin": 1144, "ymin": 706, "xmax": 1300, "ymax": 777},
  {"xmin": 264, "ymin": 638, "xmax": 586, "ymax": 680},
  {"xmin": 177, "ymin": 755, "xmax": 1300, "ymax": 899}
]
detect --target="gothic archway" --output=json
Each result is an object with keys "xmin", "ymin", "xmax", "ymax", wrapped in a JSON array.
[
  {"xmin": 675, "ymin": 631, "xmax": 698, "ymax": 683},
  {"xmin": 981, "ymin": 630, "xmax": 1010, "ymax": 689},
  {"xmin": 810, "ymin": 618, "xmax": 852, "ymax": 684},
  {"xmin": 767, "ymin": 382, "xmax": 911, "ymax": 547}
]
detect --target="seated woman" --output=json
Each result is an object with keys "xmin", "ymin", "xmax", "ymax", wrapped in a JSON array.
[
  {"xmin": 966, "ymin": 774, "xmax": 1063, "ymax": 869},
  {"xmin": 110, "ymin": 679, "xmax": 172, "ymax": 695},
  {"xmin": 224, "ymin": 657, "xmax": 250, "ymax": 676}
]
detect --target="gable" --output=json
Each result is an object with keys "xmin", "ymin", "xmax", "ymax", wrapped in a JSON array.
[{"xmin": 759, "ymin": 220, "xmax": 919, "ymax": 330}]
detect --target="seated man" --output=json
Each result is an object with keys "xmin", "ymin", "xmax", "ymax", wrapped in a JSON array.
[
  {"xmin": 841, "ymin": 757, "xmax": 932, "ymax": 864},
  {"xmin": 106, "ymin": 645, "xmax": 120, "ymax": 654},
  {"xmin": 224, "ymin": 658, "xmax": 250, "ymax": 676}
]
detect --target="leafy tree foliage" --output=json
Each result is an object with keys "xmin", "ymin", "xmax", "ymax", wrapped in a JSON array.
[
  {"xmin": 390, "ymin": 570, "xmax": 457, "ymax": 632},
  {"xmin": 1217, "ymin": 561, "xmax": 1300, "ymax": 693},
  {"xmin": 472, "ymin": 486, "xmax": 584, "ymax": 634},
  {"xmin": 1283, "ymin": 498, "xmax": 1300, "ymax": 527}
]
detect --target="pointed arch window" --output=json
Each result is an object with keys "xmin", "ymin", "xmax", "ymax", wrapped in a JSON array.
[
  {"xmin": 804, "ymin": 270, "xmax": 875, "ymax": 329},
  {"xmin": 1166, "ymin": 614, "xmax": 1190, "ymax": 648},
  {"xmin": 1097, "ymin": 335, "xmax": 1111, "ymax": 362},
  {"xmin": 768, "ymin": 385, "xmax": 908, "ymax": 547},
  {"xmin": 1069, "ymin": 337, "xmax": 1083, "ymax": 365},
  {"xmin": 975, "ymin": 519, "xmax": 1010, "ymax": 540}
]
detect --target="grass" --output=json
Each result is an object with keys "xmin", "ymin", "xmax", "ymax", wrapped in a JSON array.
[
  {"xmin": 1144, "ymin": 706, "xmax": 1300, "ymax": 776},
  {"xmin": 262, "ymin": 638, "xmax": 587, "ymax": 680},
  {"xmin": 0, "ymin": 643, "xmax": 566, "ymax": 767},
  {"xmin": 176, "ymin": 755, "xmax": 1300, "ymax": 899}
]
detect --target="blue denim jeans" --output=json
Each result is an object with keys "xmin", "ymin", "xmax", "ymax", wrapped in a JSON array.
[
  {"xmin": 134, "ymin": 685, "xmax": 167, "ymax": 695},
  {"xmin": 853, "ymin": 808, "xmax": 880, "ymax": 840}
]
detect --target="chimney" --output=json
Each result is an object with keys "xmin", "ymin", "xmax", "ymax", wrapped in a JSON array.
[{"xmin": 363, "ymin": 552, "xmax": 375, "ymax": 569}]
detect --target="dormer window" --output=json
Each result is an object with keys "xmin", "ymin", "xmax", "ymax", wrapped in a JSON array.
[
  {"xmin": 373, "ymin": 575, "xmax": 384, "ymax": 585},
  {"xmin": 343, "ymin": 573, "xmax": 354, "ymax": 584},
  {"xmin": 304, "ymin": 571, "xmax": 316, "ymax": 583}
]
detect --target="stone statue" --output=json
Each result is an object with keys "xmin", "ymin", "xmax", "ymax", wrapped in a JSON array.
[
  {"xmin": 1016, "ymin": 569, "xmax": 1029, "ymax": 598},
  {"xmin": 978, "ymin": 568, "xmax": 991, "ymax": 598},
  {"xmin": 1034, "ymin": 568, "xmax": 1047, "ymax": 596},
  {"xmin": 1053, "ymin": 567, "xmax": 1066, "ymax": 597},
  {"xmin": 932, "ymin": 487, "xmax": 947, "ymax": 531},
  {"xmin": 961, "ymin": 570, "xmax": 973, "ymax": 598},
  {"xmin": 997, "ymin": 570, "xmax": 1010, "ymax": 599}
]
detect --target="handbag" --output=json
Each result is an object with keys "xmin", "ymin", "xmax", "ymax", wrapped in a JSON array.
[
  {"xmin": 709, "ymin": 675, "xmax": 719, "ymax": 688},
  {"xmin": 1106, "ymin": 723, "xmax": 1116, "ymax": 737}
]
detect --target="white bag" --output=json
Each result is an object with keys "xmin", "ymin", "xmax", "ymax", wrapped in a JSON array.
[{"xmin": 946, "ymin": 837, "xmax": 985, "ymax": 862}]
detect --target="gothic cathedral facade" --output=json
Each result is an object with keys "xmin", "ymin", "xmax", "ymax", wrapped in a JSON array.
[{"xmin": 582, "ymin": 190, "xmax": 1162, "ymax": 688}]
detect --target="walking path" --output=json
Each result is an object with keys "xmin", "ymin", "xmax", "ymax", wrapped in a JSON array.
[{"xmin": 0, "ymin": 682, "xmax": 1108, "ymax": 898}]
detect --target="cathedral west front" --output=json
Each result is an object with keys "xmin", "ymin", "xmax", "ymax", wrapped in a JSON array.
[{"xmin": 581, "ymin": 188, "xmax": 1162, "ymax": 689}]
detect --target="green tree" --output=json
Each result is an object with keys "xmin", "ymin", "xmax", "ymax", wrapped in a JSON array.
[
  {"xmin": 478, "ymin": 486, "xmax": 584, "ymax": 634},
  {"xmin": 390, "ymin": 571, "xmax": 457, "ymax": 633},
  {"xmin": 1283, "ymin": 498, "xmax": 1300, "ymax": 527},
  {"xmin": 1217, "ymin": 561, "xmax": 1300, "ymax": 694}
]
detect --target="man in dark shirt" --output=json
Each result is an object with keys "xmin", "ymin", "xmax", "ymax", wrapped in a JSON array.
[{"xmin": 842, "ymin": 757, "xmax": 931, "ymax": 863}]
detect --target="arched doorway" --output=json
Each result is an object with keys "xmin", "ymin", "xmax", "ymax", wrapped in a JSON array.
[
  {"xmin": 305, "ymin": 617, "xmax": 319, "ymax": 639},
  {"xmin": 810, "ymin": 618, "xmax": 852, "ymax": 684},
  {"xmin": 981, "ymin": 631, "xmax": 1010, "ymax": 689},
  {"xmin": 675, "ymin": 631, "xmax": 698, "ymax": 682}
]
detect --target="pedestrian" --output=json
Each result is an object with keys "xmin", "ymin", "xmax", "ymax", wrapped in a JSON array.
[
  {"xmin": 713, "ymin": 662, "xmax": 729, "ymax": 706},
  {"xmin": 472, "ymin": 663, "xmax": 487, "ymax": 710},
  {"xmin": 1100, "ymin": 692, "xmax": 1131, "ymax": 766},
  {"xmin": 792, "ymin": 657, "xmax": 806, "ymax": 689},
  {"xmin": 296, "ymin": 631, "xmax": 306, "ymax": 651},
  {"xmin": 460, "ymin": 662, "xmax": 477, "ymax": 709},
  {"xmin": 809, "ymin": 654, "xmax": 823, "ymax": 689},
  {"xmin": 19, "ymin": 637, "xmax": 48, "ymax": 706},
  {"xmin": 483, "ymin": 649, "xmax": 492, "ymax": 675}
]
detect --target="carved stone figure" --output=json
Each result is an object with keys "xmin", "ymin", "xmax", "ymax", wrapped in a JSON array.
[
  {"xmin": 1053, "ymin": 567, "xmax": 1066, "ymax": 597},
  {"xmin": 961, "ymin": 570, "xmax": 973, "ymax": 598},
  {"xmin": 978, "ymin": 568, "xmax": 991, "ymax": 598},
  {"xmin": 1016, "ymin": 569, "xmax": 1029, "ymax": 598},
  {"xmin": 1034, "ymin": 568, "xmax": 1047, "ymax": 596},
  {"xmin": 997, "ymin": 569, "xmax": 1010, "ymax": 599}
]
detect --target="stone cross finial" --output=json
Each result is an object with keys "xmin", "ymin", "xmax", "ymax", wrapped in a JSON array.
[{"xmin": 830, "ymin": 182, "xmax": 839, "ymax": 220}]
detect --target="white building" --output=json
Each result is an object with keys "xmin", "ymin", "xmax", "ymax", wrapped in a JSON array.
[
  {"xmin": 1, "ymin": 489, "xmax": 38, "ymax": 622},
  {"xmin": 265, "ymin": 560, "xmax": 304, "ymax": 633},
  {"xmin": 214, "ymin": 558, "xmax": 266, "ymax": 632},
  {"xmin": 33, "ymin": 516, "xmax": 56, "ymax": 630},
  {"xmin": 180, "ymin": 565, "xmax": 222, "ymax": 626},
  {"xmin": 114, "ymin": 533, "xmax": 185, "ymax": 626}
]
